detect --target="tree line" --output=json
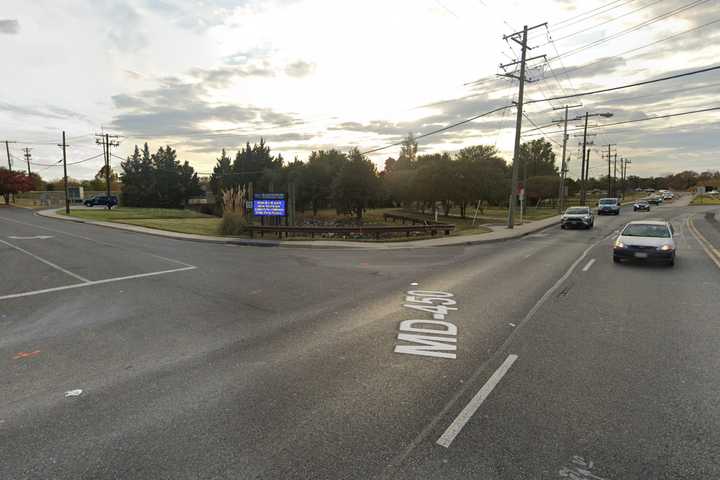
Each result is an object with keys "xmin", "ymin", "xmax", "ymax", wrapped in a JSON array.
[{"xmin": 207, "ymin": 135, "xmax": 559, "ymax": 219}]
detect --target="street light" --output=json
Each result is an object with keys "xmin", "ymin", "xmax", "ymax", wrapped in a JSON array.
[{"xmin": 575, "ymin": 111, "xmax": 613, "ymax": 205}]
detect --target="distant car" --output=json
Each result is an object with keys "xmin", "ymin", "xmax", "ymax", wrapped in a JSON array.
[
  {"xmin": 597, "ymin": 197, "xmax": 620, "ymax": 215},
  {"xmin": 647, "ymin": 196, "xmax": 663, "ymax": 205},
  {"xmin": 561, "ymin": 206, "xmax": 594, "ymax": 229},
  {"xmin": 662, "ymin": 191, "xmax": 674, "ymax": 200},
  {"xmin": 613, "ymin": 220, "xmax": 676, "ymax": 266},
  {"xmin": 83, "ymin": 195, "xmax": 118, "ymax": 208},
  {"xmin": 633, "ymin": 201, "xmax": 650, "ymax": 212}
]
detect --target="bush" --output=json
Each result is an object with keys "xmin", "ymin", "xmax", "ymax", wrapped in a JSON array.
[{"xmin": 220, "ymin": 212, "xmax": 249, "ymax": 235}]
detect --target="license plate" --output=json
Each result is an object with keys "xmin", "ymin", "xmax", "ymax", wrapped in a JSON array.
[{"xmin": 634, "ymin": 252, "xmax": 648, "ymax": 258}]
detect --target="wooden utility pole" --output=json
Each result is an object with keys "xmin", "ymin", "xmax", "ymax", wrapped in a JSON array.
[
  {"xmin": 580, "ymin": 113, "xmax": 589, "ymax": 205},
  {"xmin": 23, "ymin": 147, "xmax": 32, "ymax": 176},
  {"xmin": 499, "ymin": 22, "xmax": 547, "ymax": 229},
  {"xmin": 553, "ymin": 104, "xmax": 582, "ymax": 212},
  {"xmin": 59, "ymin": 131, "xmax": 70, "ymax": 214},
  {"xmin": 613, "ymin": 152, "xmax": 618, "ymax": 197},
  {"xmin": 95, "ymin": 132, "xmax": 120, "ymax": 209},
  {"xmin": 4, "ymin": 140, "xmax": 15, "ymax": 171}
]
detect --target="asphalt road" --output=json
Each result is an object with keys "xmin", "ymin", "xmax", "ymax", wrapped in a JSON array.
[{"xmin": 1, "ymin": 198, "xmax": 719, "ymax": 479}]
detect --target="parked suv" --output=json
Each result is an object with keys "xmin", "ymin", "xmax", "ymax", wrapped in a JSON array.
[
  {"xmin": 597, "ymin": 197, "xmax": 620, "ymax": 215},
  {"xmin": 83, "ymin": 195, "xmax": 118, "ymax": 208}
]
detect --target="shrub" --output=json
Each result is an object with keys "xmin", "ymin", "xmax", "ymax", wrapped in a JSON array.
[{"xmin": 220, "ymin": 212, "xmax": 249, "ymax": 235}]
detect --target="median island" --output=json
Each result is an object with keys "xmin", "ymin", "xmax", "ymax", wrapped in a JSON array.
[{"xmin": 58, "ymin": 206, "xmax": 556, "ymax": 242}]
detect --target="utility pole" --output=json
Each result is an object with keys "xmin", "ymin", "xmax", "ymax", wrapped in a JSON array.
[
  {"xmin": 95, "ymin": 132, "xmax": 120, "ymax": 209},
  {"xmin": 602, "ymin": 143, "xmax": 616, "ymax": 197},
  {"xmin": 585, "ymin": 148, "xmax": 592, "ymax": 203},
  {"xmin": 613, "ymin": 152, "xmax": 618, "ymax": 197},
  {"xmin": 4, "ymin": 140, "xmax": 16, "ymax": 171},
  {"xmin": 580, "ymin": 113, "xmax": 589, "ymax": 205},
  {"xmin": 573, "ymin": 111, "xmax": 612, "ymax": 205},
  {"xmin": 23, "ymin": 147, "xmax": 32, "ymax": 176},
  {"xmin": 552, "ymin": 104, "xmax": 582, "ymax": 212},
  {"xmin": 499, "ymin": 22, "xmax": 547, "ymax": 229},
  {"xmin": 59, "ymin": 131, "xmax": 70, "ymax": 214}
]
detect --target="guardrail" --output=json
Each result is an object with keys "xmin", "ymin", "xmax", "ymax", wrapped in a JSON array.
[
  {"xmin": 245, "ymin": 223, "xmax": 456, "ymax": 240},
  {"xmin": 382, "ymin": 212, "xmax": 445, "ymax": 225}
]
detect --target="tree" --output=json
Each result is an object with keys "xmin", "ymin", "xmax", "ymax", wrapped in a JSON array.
[
  {"xmin": 525, "ymin": 175, "xmax": 559, "ymax": 204},
  {"xmin": 414, "ymin": 153, "xmax": 455, "ymax": 214},
  {"xmin": 303, "ymin": 149, "xmax": 348, "ymax": 214},
  {"xmin": 454, "ymin": 145, "xmax": 509, "ymax": 216},
  {"xmin": 518, "ymin": 139, "xmax": 558, "ymax": 177},
  {"xmin": 121, "ymin": 143, "xmax": 200, "ymax": 208},
  {"xmin": 0, "ymin": 168, "xmax": 34, "ymax": 204},
  {"xmin": 331, "ymin": 148, "xmax": 379, "ymax": 219},
  {"xmin": 396, "ymin": 133, "xmax": 418, "ymax": 169}
]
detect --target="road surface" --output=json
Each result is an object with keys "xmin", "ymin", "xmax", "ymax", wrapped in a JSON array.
[{"xmin": 2, "ymin": 199, "xmax": 719, "ymax": 479}]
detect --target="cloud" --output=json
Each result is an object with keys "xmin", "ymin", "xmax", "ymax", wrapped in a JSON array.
[
  {"xmin": 190, "ymin": 63, "xmax": 275, "ymax": 88},
  {"xmin": 0, "ymin": 19, "xmax": 19, "ymax": 34},
  {"xmin": 285, "ymin": 60, "xmax": 316, "ymax": 78},
  {"xmin": 124, "ymin": 70, "xmax": 145, "ymax": 80},
  {"xmin": 0, "ymin": 101, "xmax": 87, "ymax": 121}
]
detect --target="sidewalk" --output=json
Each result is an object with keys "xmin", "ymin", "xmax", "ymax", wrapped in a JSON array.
[{"xmin": 35, "ymin": 208, "xmax": 561, "ymax": 250}]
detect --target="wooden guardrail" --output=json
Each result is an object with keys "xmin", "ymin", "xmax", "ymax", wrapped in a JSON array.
[{"xmin": 244, "ymin": 223, "xmax": 456, "ymax": 240}]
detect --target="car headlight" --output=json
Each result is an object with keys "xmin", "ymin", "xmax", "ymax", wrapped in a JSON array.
[
  {"xmin": 659, "ymin": 244, "xmax": 674, "ymax": 251},
  {"xmin": 614, "ymin": 240, "xmax": 625, "ymax": 249}
]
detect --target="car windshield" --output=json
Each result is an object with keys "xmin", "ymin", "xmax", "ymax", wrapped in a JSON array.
[
  {"xmin": 566, "ymin": 208, "xmax": 588, "ymax": 214},
  {"xmin": 599, "ymin": 199, "xmax": 616, "ymax": 205},
  {"xmin": 622, "ymin": 224, "xmax": 671, "ymax": 238}
]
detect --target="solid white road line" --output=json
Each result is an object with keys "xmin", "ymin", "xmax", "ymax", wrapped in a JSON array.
[
  {"xmin": 0, "ymin": 265, "xmax": 196, "ymax": 301},
  {"xmin": 436, "ymin": 354, "xmax": 518, "ymax": 448},
  {"xmin": 0, "ymin": 238, "xmax": 90, "ymax": 283},
  {"xmin": 687, "ymin": 217, "xmax": 720, "ymax": 269},
  {"xmin": 581, "ymin": 258, "xmax": 596, "ymax": 272}
]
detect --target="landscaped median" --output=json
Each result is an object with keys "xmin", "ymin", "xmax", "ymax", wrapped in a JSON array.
[
  {"xmin": 38, "ymin": 206, "xmax": 562, "ymax": 249},
  {"xmin": 690, "ymin": 194, "xmax": 720, "ymax": 205}
]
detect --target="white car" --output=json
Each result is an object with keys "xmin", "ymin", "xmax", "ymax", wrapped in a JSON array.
[{"xmin": 613, "ymin": 220, "xmax": 676, "ymax": 266}]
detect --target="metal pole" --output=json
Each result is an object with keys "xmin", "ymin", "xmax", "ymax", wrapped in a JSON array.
[
  {"xmin": 507, "ymin": 25, "xmax": 529, "ymax": 229},
  {"xmin": 585, "ymin": 148, "xmax": 591, "ymax": 205}
]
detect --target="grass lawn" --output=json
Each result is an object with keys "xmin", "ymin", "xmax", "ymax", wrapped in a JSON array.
[
  {"xmin": 119, "ymin": 218, "xmax": 222, "ymax": 236},
  {"xmin": 65, "ymin": 207, "xmax": 210, "ymax": 221},
  {"xmin": 690, "ymin": 195, "xmax": 720, "ymax": 205},
  {"xmin": 60, "ymin": 206, "xmax": 492, "ymax": 240}
]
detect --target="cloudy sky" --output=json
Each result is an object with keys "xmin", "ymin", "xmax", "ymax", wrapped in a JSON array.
[{"xmin": 1, "ymin": 0, "xmax": 719, "ymax": 180}]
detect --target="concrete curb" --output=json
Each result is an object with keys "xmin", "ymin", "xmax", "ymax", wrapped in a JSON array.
[{"xmin": 34, "ymin": 208, "xmax": 561, "ymax": 250}]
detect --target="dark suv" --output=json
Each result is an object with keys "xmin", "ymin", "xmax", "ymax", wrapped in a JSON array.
[{"xmin": 83, "ymin": 195, "xmax": 118, "ymax": 208}]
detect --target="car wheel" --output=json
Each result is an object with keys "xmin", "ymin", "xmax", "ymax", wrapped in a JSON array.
[
  {"xmin": 561, "ymin": 225, "xmax": 566, "ymax": 230},
  {"xmin": 613, "ymin": 256, "xmax": 621, "ymax": 263}
]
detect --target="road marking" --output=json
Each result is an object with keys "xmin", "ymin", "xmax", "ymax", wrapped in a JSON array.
[
  {"xmin": 0, "ymin": 215, "xmax": 194, "ymax": 268},
  {"xmin": 0, "ymin": 239, "xmax": 90, "ymax": 283},
  {"xmin": 581, "ymin": 258, "xmax": 596, "ymax": 272},
  {"xmin": 436, "ymin": 354, "xmax": 518, "ymax": 448},
  {"xmin": 14, "ymin": 350, "xmax": 41, "ymax": 360},
  {"xmin": 0, "ymin": 266, "xmax": 196, "ymax": 301},
  {"xmin": 380, "ymin": 234, "xmax": 612, "ymax": 475},
  {"xmin": 8, "ymin": 235, "xmax": 53, "ymax": 240},
  {"xmin": 687, "ymin": 217, "xmax": 720, "ymax": 269}
]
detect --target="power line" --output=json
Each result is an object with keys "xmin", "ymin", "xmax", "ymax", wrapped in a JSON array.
[
  {"xmin": 558, "ymin": 17, "xmax": 720, "ymax": 79},
  {"xmin": 525, "ymin": 64, "xmax": 720, "ymax": 105},
  {"xmin": 521, "ymin": 112, "xmax": 563, "ymax": 147},
  {"xmin": 359, "ymin": 64, "xmax": 720, "ymax": 154},
  {"xmin": 544, "ymin": 0, "xmax": 711, "ymax": 63},
  {"xmin": 546, "ymin": 0, "xmax": 666, "ymax": 44},
  {"xmin": 360, "ymin": 105, "xmax": 512, "ymax": 155},
  {"xmin": 552, "ymin": 0, "xmax": 636, "ymax": 28},
  {"xmin": 522, "ymin": 105, "xmax": 720, "ymax": 137}
]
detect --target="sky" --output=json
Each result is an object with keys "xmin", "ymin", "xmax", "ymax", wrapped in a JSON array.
[{"xmin": 1, "ymin": 0, "xmax": 719, "ymax": 181}]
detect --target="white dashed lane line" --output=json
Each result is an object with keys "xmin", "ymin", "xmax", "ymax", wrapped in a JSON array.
[{"xmin": 581, "ymin": 258, "xmax": 596, "ymax": 272}]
